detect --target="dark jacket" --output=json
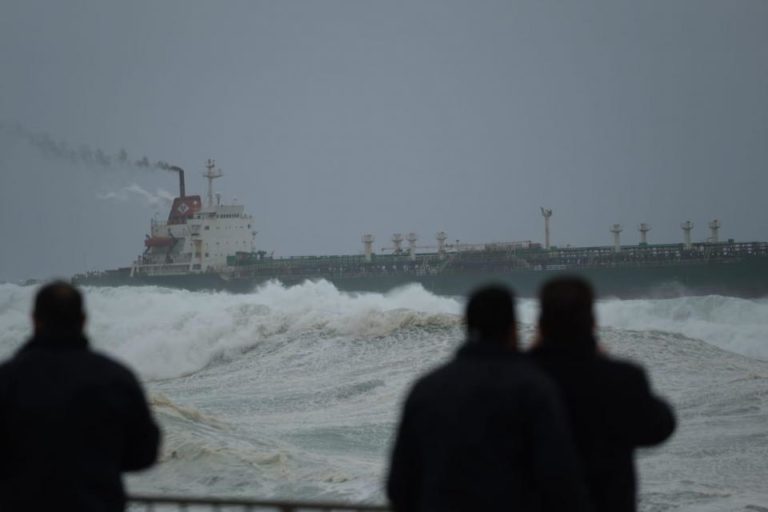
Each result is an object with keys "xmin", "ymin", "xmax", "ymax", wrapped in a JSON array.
[
  {"xmin": 530, "ymin": 337, "xmax": 676, "ymax": 512},
  {"xmin": 0, "ymin": 333, "xmax": 160, "ymax": 512},
  {"xmin": 387, "ymin": 341, "xmax": 590, "ymax": 512}
]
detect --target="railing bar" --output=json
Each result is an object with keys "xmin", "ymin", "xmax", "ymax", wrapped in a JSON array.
[{"xmin": 128, "ymin": 496, "xmax": 389, "ymax": 512}]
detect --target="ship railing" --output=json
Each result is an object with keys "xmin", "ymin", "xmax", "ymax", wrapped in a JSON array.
[{"xmin": 129, "ymin": 494, "xmax": 389, "ymax": 511}]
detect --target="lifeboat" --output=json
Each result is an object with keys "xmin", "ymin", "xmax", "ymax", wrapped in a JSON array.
[{"xmin": 144, "ymin": 236, "xmax": 175, "ymax": 248}]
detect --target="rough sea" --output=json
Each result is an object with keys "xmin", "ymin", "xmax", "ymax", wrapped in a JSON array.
[{"xmin": 1, "ymin": 280, "xmax": 767, "ymax": 511}]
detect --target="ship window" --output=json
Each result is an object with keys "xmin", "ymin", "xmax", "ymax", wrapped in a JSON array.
[
  {"xmin": 204, "ymin": 226, "xmax": 210, "ymax": 230},
  {"xmin": 205, "ymin": 252, "xmax": 209, "ymax": 257}
]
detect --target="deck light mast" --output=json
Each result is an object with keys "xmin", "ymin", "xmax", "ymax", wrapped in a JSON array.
[
  {"xmin": 391, "ymin": 233, "xmax": 404, "ymax": 254},
  {"xmin": 436, "ymin": 231, "xmax": 448, "ymax": 256},
  {"xmin": 610, "ymin": 224, "xmax": 623, "ymax": 253},
  {"xmin": 407, "ymin": 233, "xmax": 418, "ymax": 261},
  {"xmin": 541, "ymin": 207, "xmax": 553, "ymax": 249},
  {"xmin": 681, "ymin": 221, "xmax": 694, "ymax": 249},
  {"xmin": 709, "ymin": 219, "xmax": 721, "ymax": 243},
  {"xmin": 362, "ymin": 234, "xmax": 374, "ymax": 261},
  {"xmin": 638, "ymin": 223, "xmax": 651, "ymax": 245}
]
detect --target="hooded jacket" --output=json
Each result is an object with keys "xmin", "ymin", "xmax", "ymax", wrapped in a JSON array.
[{"xmin": 0, "ymin": 332, "xmax": 160, "ymax": 512}]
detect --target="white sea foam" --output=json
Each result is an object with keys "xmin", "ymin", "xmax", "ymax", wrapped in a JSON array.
[
  {"xmin": 0, "ymin": 281, "xmax": 461, "ymax": 379},
  {"xmin": 2, "ymin": 282, "xmax": 767, "ymax": 378},
  {"xmin": 595, "ymin": 295, "xmax": 768, "ymax": 361}
]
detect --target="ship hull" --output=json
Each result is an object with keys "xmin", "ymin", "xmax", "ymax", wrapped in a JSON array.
[
  {"xmin": 328, "ymin": 258, "xmax": 768, "ymax": 298},
  {"xmin": 73, "ymin": 258, "xmax": 768, "ymax": 299}
]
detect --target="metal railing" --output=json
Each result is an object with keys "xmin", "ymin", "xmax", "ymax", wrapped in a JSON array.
[{"xmin": 129, "ymin": 494, "xmax": 390, "ymax": 512}]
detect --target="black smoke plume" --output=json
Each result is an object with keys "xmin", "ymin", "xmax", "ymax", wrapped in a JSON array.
[{"xmin": 0, "ymin": 121, "xmax": 172, "ymax": 171}]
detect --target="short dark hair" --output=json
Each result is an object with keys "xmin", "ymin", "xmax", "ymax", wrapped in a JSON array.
[
  {"xmin": 465, "ymin": 285, "xmax": 516, "ymax": 342},
  {"xmin": 34, "ymin": 281, "xmax": 85, "ymax": 333},
  {"xmin": 538, "ymin": 276, "xmax": 594, "ymax": 339}
]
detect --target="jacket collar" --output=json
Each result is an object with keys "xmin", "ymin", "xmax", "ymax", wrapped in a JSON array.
[
  {"xmin": 21, "ymin": 331, "xmax": 89, "ymax": 353},
  {"xmin": 457, "ymin": 339, "xmax": 520, "ymax": 360},
  {"xmin": 532, "ymin": 334, "xmax": 597, "ymax": 360}
]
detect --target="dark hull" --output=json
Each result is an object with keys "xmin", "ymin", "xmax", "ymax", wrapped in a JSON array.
[{"xmin": 73, "ymin": 258, "xmax": 768, "ymax": 299}]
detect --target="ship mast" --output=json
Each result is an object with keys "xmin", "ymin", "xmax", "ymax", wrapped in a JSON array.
[{"xmin": 204, "ymin": 159, "xmax": 223, "ymax": 208}]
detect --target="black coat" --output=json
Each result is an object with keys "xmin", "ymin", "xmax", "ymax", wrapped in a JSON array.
[
  {"xmin": 387, "ymin": 341, "xmax": 591, "ymax": 512},
  {"xmin": 530, "ymin": 339, "xmax": 676, "ymax": 512},
  {"xmin": 0, "ymin": 333, "xmax": 161, "ymax": 512}
]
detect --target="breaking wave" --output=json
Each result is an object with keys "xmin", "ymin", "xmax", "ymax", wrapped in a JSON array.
[
  {"xmin": 2, "ymin": 281, "xmax": 767, "ymax": 379},
  {"xmin": 595, "ymin": 295, "xmax": 768, "ymax": 361},
  {"xmin": 0, "ymin": 281, "xmax": 461, "ymax": 379}
]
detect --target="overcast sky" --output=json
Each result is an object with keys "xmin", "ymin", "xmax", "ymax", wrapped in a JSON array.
[{"xmin": 1, "ymin": 0, "xmax": 766, "ymax": 282}]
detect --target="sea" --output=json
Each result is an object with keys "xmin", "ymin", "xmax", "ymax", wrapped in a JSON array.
[{"xmin": 1, "ymin": 280, "xmax": 767, "ymax": 511}]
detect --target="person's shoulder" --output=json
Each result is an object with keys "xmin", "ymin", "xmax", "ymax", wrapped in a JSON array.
[
  {"xmin": 592, "ymin": 354, "xmax": 652, "ymax": 390},
  {"xmin": 0, "ymin": 346, "xmax": 34, "ymax": 377},
  {"xmin": 409, "ymin": 360, "xmax": 454, "ymax": 393},
  {"xmin": 403, "ymin": 356, "xmax": 479, "ymax": 403},
  {"xmin": 596, "ymin": 354, "xmax": 645, "ymax": 377},
  {"xmin": 0, "ymin": 357, "xmax": 17, "ymax": 379},
  {"xmin": 86, "ymin": 350, "xmax": 142, "ymax": 384}
]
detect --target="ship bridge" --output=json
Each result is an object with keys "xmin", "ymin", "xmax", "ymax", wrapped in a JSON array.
[{"xmin": 134, "ymin": 160, "xmax": 256, "ymax": 276}]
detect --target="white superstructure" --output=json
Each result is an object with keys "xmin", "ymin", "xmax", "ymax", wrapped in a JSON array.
[{"xmin": 132, "ymin": 160, "xmax": 256, "ymax": 276}]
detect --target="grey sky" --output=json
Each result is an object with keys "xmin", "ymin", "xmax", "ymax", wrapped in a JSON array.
[{"xmin": 1, "ymin": 0, "xmax": 766, "ymax": 282}]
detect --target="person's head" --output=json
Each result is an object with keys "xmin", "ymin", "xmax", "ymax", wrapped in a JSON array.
[
  {"xmin": 33, "ymin": 281, "xmax": 86, "ymax": 336},
  {"xmin": 465, "ymin": 284, "xmax": 517, "ymax": 348},
  {"xmin": 538, "ymin": 276, "xmax": 595, "ymax": 342}
]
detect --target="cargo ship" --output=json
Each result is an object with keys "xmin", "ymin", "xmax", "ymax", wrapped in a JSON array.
[{"xmin": 72, "ymin": 160, "xmax": 768, "ymax": 298}]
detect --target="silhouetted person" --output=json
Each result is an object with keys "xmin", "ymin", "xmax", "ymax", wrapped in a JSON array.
[
  {"xmin": 387, "ymin": 285, "xmax": 590, "ymax": 512},
  {"xmin": 0, "ymin": 281, "xmax": 160, "ymax": 512},
  {"xmin": 530, "ymin": 277, "xmax": 675, "ymax": 512}
]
